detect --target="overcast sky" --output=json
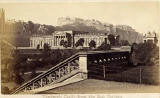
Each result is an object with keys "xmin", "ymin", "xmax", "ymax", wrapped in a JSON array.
[{"xmin": 0, "ymin": 1, "xmax": 160, "ymax": 33}]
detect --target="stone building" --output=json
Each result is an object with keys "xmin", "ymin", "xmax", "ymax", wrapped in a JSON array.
[
  {"xmin": 116, "ymin": 25, "xmax": 135, "ymax": 32},
  {"xmin": 74, "ymin": 33, "xmax": 109, "ymax": 47},
  {"xmin": 0, "ymin": 9, "xmax": 17, "ymax": 35},
  {"xmin": 30, "ymin": 30, "xmax": 110, "ymax": 49},
  {"xmin": 143, "ymin": 31, "xmax": 158, "ymax": 44}
]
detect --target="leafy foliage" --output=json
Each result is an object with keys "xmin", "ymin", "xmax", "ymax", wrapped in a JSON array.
[
  {"xmin": 60, "ymin": 40, "xmax": 65, "ymax": 46},
  {"xmin": 108, "ymin": 34, "xmax": 115, "ymax": 46},
  {"xmin": 28, "ymin": 21, "xmax": 34, "ymax": 34},
  {"xmin": 1, "ymin": 86, "xmax": 10, "ymax": 94},
  {"xmin": 43, "ymin": 43, "xmax": 51, "ymax": 52},
  {"xmin": 120, "ymin": 40, "xmax": 130, "ymax": 46},
  {"xmin": 36, "ymin": 44, "xmax": 40, "ymax": 50},
  {"xmin": 60, "ymin": 40, "xmax": 69, "ymax": 48},
  {"xmin": 75, "ymin": 38, "xmax": 85, "ymax": 47},
  {"xmin": 15, "ymin": 21, "xmax": 55, "ymax": 35},
  {"xmin": 115, "ymin": 35, "xmax": 120, "ymax": 46},
  {"xmin": 89, "ymin": 40, "xmax": 96, "ymax": 48},
  {"xmin": 134, "ymin": 42, "xmax": 159, "ymax": 65},
  {"xmin": 97, "ymin": 41, "xmax": 111, "ymax": 50}
]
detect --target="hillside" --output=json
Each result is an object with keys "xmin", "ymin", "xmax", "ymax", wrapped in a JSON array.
[
  {"xmin": 57, "ymin": 17, "xmax": 143, "ymax": 44},
  {"xmin": 4, "ymin": 17, "xmax": 143, "ymax": 47}
]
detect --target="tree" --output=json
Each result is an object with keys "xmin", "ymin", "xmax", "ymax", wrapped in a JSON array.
[
  {"xmin": 131, "ymin": 43, "xmax": 138, "ymax": 54},
  {"xmin": 60, "ymin": 40, "xmax": 69, "ymax": 48},
  {"xmin": 13, "ymin": 74, "xmax": 25, "ymax": 85},
  {"xmin": 115, "ymin": 35, "xmax": 120, "ymax": 46},
  {"xmin": 45, "ymin": 25, "xmax": 55, "ymax": 34},
  {"xmin": 120, "ymin": 40, "xmax": 130, "ymax": 46},
  {"xmin": 60, "ymin": 40, "xmax": 65, "ymax": 46},
  {"xmin": 108, "ymin": 34, "xmax": 115, "ymax": 46},
  {"xmin": 1, "ymin": 86, "xmax": 10, "ymax": 94},
  {"xmin": 36, "ymin": 44, "xmax": 40, "ymax": 50},
  {"xmin": 43, "ymin": 43, "xmax": 50, "ymax": 51},
  {"xmin": 42, "ymin": 43, "xmax": 51, "ymax": 60},
  {"xmin": 75, "ymin": 38, "xmax": 84, "ymax": 47},
  {"xmin": 154, "ymin": 37, "xmax": 158, "ymax": 45},
  {"xmin": 89, "ymin": 40, "xmax": 96, "ymax": 49},
  {"xmin": 97, "ymin": 42, "xmax": 111, "ymax": 50},
  {"xmin": 66, "ymin": 33, "xmax": 72, "ymax": 47},
  {"xmin": 28, "ymin": 21, "xmax": 34, "ymax": 34},
  {"xmin": 133, "ymin": 41, "xmax": 158, "ymax": 65},
  {"xmin": 63, "ymin": 41, "xmax": 68, "ymax": 48}
]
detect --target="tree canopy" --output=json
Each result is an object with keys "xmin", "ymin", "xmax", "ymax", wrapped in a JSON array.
[
  {"xmin": 89, "ymin": 40, "xmax": 96, "ymax": 49},
  {"xmin": 108, "ymin": 34, "xmax": 115, "ymax": 46},
  {"xmin": 75, "ymin": 38, "xmax": 84, "ymax": 47},
  {"xmin": 97, "ymin": 41, "xmax": 111, "ymax": 50},
  {"xmin": 133, "ymin": 42, "xmax": 158, "ymax": 65},
  {"xmin": 120, "ymin": 40, "xmax": 130, "ymax": 46}
]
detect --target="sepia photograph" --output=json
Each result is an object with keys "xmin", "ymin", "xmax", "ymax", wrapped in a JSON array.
[{"xmin": 0, "ymin": 0, "xmax": 160, "ymax": 95}]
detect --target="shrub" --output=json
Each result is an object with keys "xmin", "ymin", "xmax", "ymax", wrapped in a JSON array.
[
  {"xmin": 1, "ymin": 86, "xmax": 10, "ymax": 94},
  {"xmin": 97, "ymin": 42, "xmax": 111, "ymax": 50},
  {"xmin": 75, "ymin": 38, "xmax": 84, "ymax": 47},
  {"xmin": 134, "ymin": 42, "xmax": 158, "ymax": 65},
  {"xmin": 89, "ymin": 40, "xmax": 96, "ymax": 49}
]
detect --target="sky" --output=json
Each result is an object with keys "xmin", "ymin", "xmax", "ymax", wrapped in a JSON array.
[{"xmin": 0, "ymin": 1, "xmax": 160, "ymax": 33}]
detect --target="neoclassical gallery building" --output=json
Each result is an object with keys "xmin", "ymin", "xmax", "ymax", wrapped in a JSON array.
[{"xmin": 29, "ymin": 30, "xmax": 110, "ymax": 49}]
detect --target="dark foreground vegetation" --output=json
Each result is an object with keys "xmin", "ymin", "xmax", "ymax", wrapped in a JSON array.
[{"xmin": 1, "ymin": 41, "xmax": 159, "ymax": 94}]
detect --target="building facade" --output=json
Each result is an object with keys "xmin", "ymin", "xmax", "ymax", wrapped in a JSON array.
[
  {"xmin": 30, "ymin": 30, "xmax": 110, "ymax": 49},
  {"xmin": 74, "ymin": 33, "xmax": 109, "ymax": 47},
  {"xmin": 143, "ymin": 32, "xmax": 158, "ymax": 44},
  {"xmin": 116, "ymin": 25, "xmax": 135, "ymax": 32}
]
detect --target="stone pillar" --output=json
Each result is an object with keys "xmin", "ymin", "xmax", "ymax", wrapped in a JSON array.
[
  {"xmin": 79, "ymin": 54, "xmax": 88, "ymax": 73},
  {"xmin": 30, "ymin": 40, "xmax": 32, "ymax": 47},
  {"xmin": 79, "ymin": 54, "xmax": 88, "ymax": 79},
  {"xmin": 34, "ymin": 40, "xmax": 35, "ymax": 48},
  {"xmin": 51, "ymin": 39, "xmax": 53, "ymax": 47},
  {"xmin": 57, "ymin": 36, "xmax": 59, "ymax": 46},
  {"xmin": 55, "ymin": 36, "xmax": 57, "ymax": 46},
  {"xmin": 54, "ymin": 36, "xmax": 56, "ymax": 46}
]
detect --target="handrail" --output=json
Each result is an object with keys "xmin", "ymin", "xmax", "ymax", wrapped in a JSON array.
[
  {"xmin": 12, "ymin": 50, "xmax": 129, "ymax": 94},
  {"xmin": 2, "ymin": 40, "xmax": 16, "ymax": 49},
  {"xmin": 22, "ymin": 70, "xmax": 81, "ymax": 94},
  {"xmin": 12, "ymin": 52, "xmax": 82, "ymax": 94}
]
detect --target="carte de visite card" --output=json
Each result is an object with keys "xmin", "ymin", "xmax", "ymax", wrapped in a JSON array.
[{"xmin": 0, "ymin": 0, "xmax": 159, "ymax": 98}]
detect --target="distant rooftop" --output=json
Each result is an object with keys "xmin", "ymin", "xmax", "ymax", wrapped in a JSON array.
[{"xmin": 144, "ymin": 32, "xmax": 157, "ymax": 38}]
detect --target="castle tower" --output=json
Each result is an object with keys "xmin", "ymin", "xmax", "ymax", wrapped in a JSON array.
[{"xmin": 0, "ymin": 8, "xmax": 5, "ymax": 34}]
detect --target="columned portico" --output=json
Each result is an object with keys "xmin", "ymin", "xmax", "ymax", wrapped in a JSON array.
[{"xmin": 29, "ymin": 30, "xmax": 111, "ymax": 49}]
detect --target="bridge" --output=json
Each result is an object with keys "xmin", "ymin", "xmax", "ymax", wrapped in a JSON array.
[{"xmin": 12, "ymin": 50, "xmax": 131, "ymax": 94}]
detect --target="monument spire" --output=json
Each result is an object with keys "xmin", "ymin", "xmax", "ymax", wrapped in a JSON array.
[{"xmin": 0, "ymin": 8, "xmax": 5, "ymax": 34}]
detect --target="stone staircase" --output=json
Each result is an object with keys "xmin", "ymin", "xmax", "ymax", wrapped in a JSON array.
[{"xmin": 12, "ymin": 52, "xmax": 88, "ymax": 94}]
